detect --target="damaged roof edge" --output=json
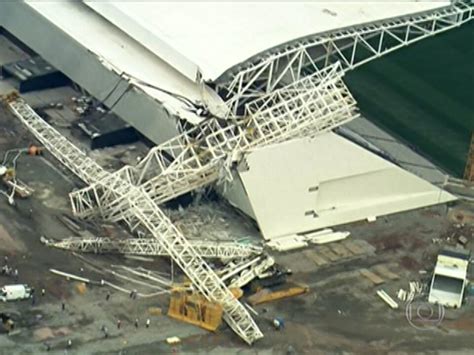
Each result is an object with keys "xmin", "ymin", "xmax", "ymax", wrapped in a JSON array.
[{"xmin": 0, "ymin": 1, "xmax": 202, "ymax": 145}]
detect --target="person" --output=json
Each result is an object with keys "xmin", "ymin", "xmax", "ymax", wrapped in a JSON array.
[
  {"xmin": 102, "ymin": 325, "xmax": 109, "ymax": 339},
  {"xmin": 134, "ymin": 318, "xmax": 139, "ymax": 328},
  {"xmin": 43, "ymin": 342, "xmax": 51, "ymax": 352},
  {"xmin": 117, "ymin": 319, "xmax": 121, "ymax": 329},
  {"xmin": 66, "ymin": 339, "xmax": 72, "ymax": 348},
  {"xmin": 105, "ymin": 292, "xmax": 110, "ymax": 301},
  {"xmin": 272, "ymin": 317, "xmax": 285, "ymax": 330},
  {"xmin": 145, "ymin": 318, "xmax": 150, "ymax": 328},
  {"xmin": 1, "ymin": 265, "xmax": 9, "ymax": 275},
  {"xmin": 61, "ymin": 302, "xmax": 66, "ymax": 311},
  {"xmin": 41, "ymin": 288, "xmax": 46, "ymax": 296},
  {"xmin": 31, "ymin": 295, "xmax": 36, "ymax": 306},
  {"xmin": 13, "ymin": 268, "xmax": 18, "ymax": 281}
]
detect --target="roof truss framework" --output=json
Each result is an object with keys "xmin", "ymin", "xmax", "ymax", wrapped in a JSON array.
[
  {"xmin": 69, "ymin": 63, "xmax": 359, "ymax": 222},
  {"xmin": 218, "ymin": 0, "xmax": 473, "ymax": 115}
]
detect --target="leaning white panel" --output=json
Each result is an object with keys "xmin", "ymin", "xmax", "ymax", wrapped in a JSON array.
[{"xmin": 231, "ymin": 132, "xmax": 456, "ymax": 240}]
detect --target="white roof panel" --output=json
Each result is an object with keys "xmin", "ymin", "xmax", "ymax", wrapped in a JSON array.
[
  {"xmin": 85, "ymin": 1, "xmax": 450, "ymax": 81},
  {"xmin": 25, "ymin": 1, "xmax": 226, "ymax": 122}
]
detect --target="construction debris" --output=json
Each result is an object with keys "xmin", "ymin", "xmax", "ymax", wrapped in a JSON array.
[
  {"xmin": 372, "ymin": 265, "xmax": 399, "ymax": 281},
  {"xmin": 247, "ymin": 284, "xmax": 309, "ymax": 306},
  {"xmin": 43, "ymin": 236, "xmax": 263, "ymax": 261},
  {"xmin": 219, "ymin": 256, "xmax": 276, "ymax": 289},
  {"xmin": 148, "ymin": 307, "xmax": 162, "ymax": 316},
  {"xmin": 406, "ymin": 281, "xmax": 423, "ymax": 303},
  {"xmin": 397, "ymin": 289, "xmax": 407, "ymax": 302},
  {"xmin": 397, "ymin": 281, "xmax": 423, "ymax": 305},
  {"xmin": 266, "ymin": 235, "xmax": 308, "ymax": 252},
  {"xmin": 376, "ymin": 289, "xmax": 398, "ymax": 309},
  {"xmin": 49, "ymin": 269, "xmax": 94, "ymax": 284},
  {"xmin": 267, "ymin": 230, "xmax": 351, "ymax": 252},
  {"xmin": 458, "ymin": 235, "xmax": 469, "ymax": 246},
  {"xmin": 307, "ymin": 231, "xmax": 350, "ymax": 245},
  {"xmin": 360, "ymin": 269, "xmax": 385, "ymax": 285},
  {"xmin": 0, "ymin": 146, "xmax": 40, "ymax": 204},
  {"xmin": 166, "ymin": 336, "xmax": 181, "ymax": 345}
]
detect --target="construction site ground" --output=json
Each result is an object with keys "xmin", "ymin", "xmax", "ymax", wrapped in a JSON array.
[
  {"xmin": 1, "ymin": 36, "xmax": 474, "ymax": 355},
  {"xmin": 1, "ymin": 92, "xmax": 474, "ymax": 355}
]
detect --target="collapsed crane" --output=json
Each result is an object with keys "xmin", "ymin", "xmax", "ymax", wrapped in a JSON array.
[
  {"xmin": 4, "ymin": 62, "xmax": 357, "ymax": 346},
  {"xmin": 43, "ymin": 236, "xmax": 276, "ymax": 291},
  {"xmin": 5, "ymin": 93, "xmax": 263, "ymax": 345},
  {"xmin": 5, "ymin": 63, "xmax": 357, "ymax": 344},
  {"xmin": 43, "ymin": 237, "xmax": 263, "ymax": 261}
]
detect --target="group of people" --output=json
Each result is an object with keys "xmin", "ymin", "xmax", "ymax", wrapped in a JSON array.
[
  {"xmin": 3, "ymin": 254, "xmax": 156, "ymax": 352},
  {"xmin": 2, "ymin": 256, "xmax": 18, "ymax": 281}
]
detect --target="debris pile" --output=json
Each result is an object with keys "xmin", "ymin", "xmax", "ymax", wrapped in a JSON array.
[
  {"xmin": 397, "ymin": 281, "xmax": 423, "ymax": 304},
  {"xmin": 0, "ymin": 145, "xmax": 40, "ymax": 204},
  {"xmin": 267, "ymin": 229, "xmax": 351, "ymax": 252}
]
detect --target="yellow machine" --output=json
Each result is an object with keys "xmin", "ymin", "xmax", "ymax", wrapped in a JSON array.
[
  {"xmin": 167, "ymin": 284, "xmax": 243, "ymax": 331},
  {"xmin": 0, "ymin": 144, "xmax": 41, "ymax": 200},
  {"xmin": 248, "ymin": 284, "xmax": 309, "ymax": 306},
  {"xmin": 168, "ymin": 289, "xmax": 223, "ymax": 331}
]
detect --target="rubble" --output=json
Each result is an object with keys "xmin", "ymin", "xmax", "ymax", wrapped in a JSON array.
[
  {"xmin": 376, "ymin": 289, "xmax": 398, "ymax": 309},
  {"xmin": 266, "ymin": 230, "xmax": 351, "ymax": 251}
]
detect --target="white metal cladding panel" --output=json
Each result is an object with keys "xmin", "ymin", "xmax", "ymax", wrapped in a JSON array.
[
  {"xmin": 235, "ymin": 133, "xmax": 456, "ymax": 239},
  {"xmin": 85, "ymin": 1, "xmax": 449, "ymax": 80},
  {"xmin": 19, "ymin": 1, "xmax": 225, "ymax": 122}
]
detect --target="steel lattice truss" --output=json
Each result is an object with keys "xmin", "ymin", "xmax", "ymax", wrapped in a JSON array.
[
  {"xmin": 45, "ymin": 237, "xmax": 263, "ymax": 260},
  {"xmin": 6, "ymin": 96, "xmax": 263, "ymax": 345},
  {"xmin": 217, "ymin": 0, "xmax": 474, "ymax": 114},
  {"xmin": 7, "ymin": 97, "xmax": 109, "ymax": 184},
  {"xmin": 70, "ymin": 63, "xmax": 358, "ymax": 221},
  {"xmin": 5, "ymin": 3, "xmax": 473, "ymax": 345},
  {"xmin": 219, "ymin": 256, "xmax": 276, "ymax": 289}
]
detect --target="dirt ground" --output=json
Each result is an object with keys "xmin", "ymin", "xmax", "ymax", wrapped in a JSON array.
[{"xmin": 1, "ymin": 93, "xmax": 474, "ymax": 355}]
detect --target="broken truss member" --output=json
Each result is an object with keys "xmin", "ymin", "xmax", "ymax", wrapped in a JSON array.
[
  {"xmin": 44, "ymin": 236, "xmax": 263, "ymax": 261},
  {"xmin": 70, "ymin": 62, "xmax": 359, "ymax": 222}
]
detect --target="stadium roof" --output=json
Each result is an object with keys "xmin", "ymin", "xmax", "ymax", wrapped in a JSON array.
[{"xmin": 85, "ymin": 1, "xmax": 450, "ymax": 81}]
